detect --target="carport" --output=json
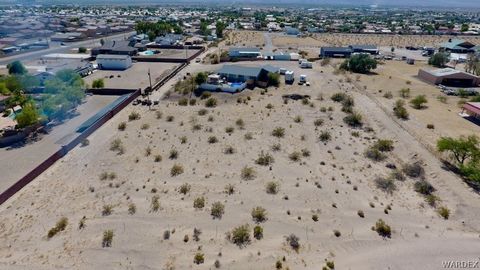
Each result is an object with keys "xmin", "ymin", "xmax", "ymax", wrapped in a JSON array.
[{"xmin": 418, "ymin": 68, "xmax": 480, "ymax": 87}]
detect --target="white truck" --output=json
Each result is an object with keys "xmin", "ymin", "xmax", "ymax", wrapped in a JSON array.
[
  {"xmin": 285, "ymin": 71, "xmax": 294, "ymax": 84},
  {"xmin": 299, "ymin": 74, "xmax": 307, "ymax": 85},
  {"xmin": 300, "ymin": 61, "xmax": 313, "ymax": 69},
  {"xmin": 279, "ymin": 68, "xmax": 287, "ymax": 75}
]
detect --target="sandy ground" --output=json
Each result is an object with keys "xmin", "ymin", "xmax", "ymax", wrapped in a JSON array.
[
  {"xmin": 225, "ymin": 31, "xmax": 265, "ymax": 48},
  {"xmin": 0, "ymin": 95, "xmax": 118, "ymax": 194},
  {"xmin": 0, "ymin": 60, "xmax": 479, "ymax": 270},
  {"xmin": 84, "ymin": 62, "xmax": 179, "ymax": 90}
]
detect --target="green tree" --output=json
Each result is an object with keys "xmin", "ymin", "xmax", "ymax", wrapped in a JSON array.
[
  {"xmin": 340, "ymin": 54, "xmax": 377, "ymax": 74},
  {"xmin": 216, "ymin": 21, "xmax": 226, "ymax": 38},
  {"xmin": 428, "ymin": 53, "xmax": 448, "ymax": 68},
  {"xmin": 410, "ymin": 95, "xmax": 428, "ymax": 109},
  {"xmin": 7, "ymin": 61, "xmax": 27, "ymax": 75},
  {"xmin": 461, "ymin": 23, "xmax": 469, "ymax": 32},
  {"xmin": 268, "ymin": 72, "xmax": 280, "ymax": 87},
  {"xmin": 437, "ymin": 135, "xmax": 479, "ymax": 165},
  {"xmin": 200, "ymin": 20, "xmax": 211, "ymax": 36},
  {"xmin": 92, "ymin": 78, "xmax": 105, "ymax": 89},
  {"xmin": 16, "ymin": 102, "xmax": 39, "ymax": 128},
  {"xmin": 195, "ymin": 72, "xmax": 207, "ymax": 85},
  {"xmin": 78, "ymin": 47, "xmax": 87, "ymax": 53},
  {"xmin": 0, "ymin": 82, "xmax": 9, "ymax": 95}
]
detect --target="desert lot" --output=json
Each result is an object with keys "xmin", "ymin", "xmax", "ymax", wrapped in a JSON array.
[{"xmin": 0, "ymin": 60, "xmax": 479, "ymax": 270}]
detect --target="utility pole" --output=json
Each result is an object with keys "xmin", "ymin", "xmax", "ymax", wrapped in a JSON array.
[{"xmin": 147, "ymin": 68, "xmax": 152, "ymax": 110}]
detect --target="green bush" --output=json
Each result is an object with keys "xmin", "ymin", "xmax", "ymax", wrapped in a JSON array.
[
  {"xmin": 92, "ymin": 78, "xmax": 105, "ymax": 89},
  {"xmin": 193, "ymin": 196, "xmax": 205, "ymax": 209},
  {"xmin": 205, "ymin": 97, "xmax": 218, "ymax": 107},
  {"xmin": 374, "ymin": 177, "xmax": 396, "ymax": 194},
  {"xmin": 410, "ymin": 95, "xmax": 428, "ymax": 109},
  {"xmin": 170, "ymin": 164, "xmax": 184, "ymax": 176},
  {"xmin": 393, "ymin": 99, "xmax": 409, "ymax": 120},
  {"xmin": 47, "ymin": 217, "xmax": 68, "ymax": 238},
  {"xmin": 211, "ymin": 201, "xmax": 225, "ymax": 219},
  {"xmin": 374, "ymin": 219, "xmax": 391, "ymax": 238},
  {"xmin": 272, "ymin": 127, "xmax": 285, "ymax": 138},
  {"xmin": 102, "ymin": 230, "xmax": 114, "ymax": 247},
  {"xmin": 230, "ymin": 224, "xmax": 251, "ymax": 247},
  {"xmin": 194, "ymin": 252, "xmax": 204, "ymax": 264},
  {"xmin": 428, "ymin": 52, "xmax": 448, "ymax": 68},
  {"xmin": 286, "ymin": 234, "xmax": 300, "ymax": 251},
  {"xmin": 251, "ymin": 206, "xmax": 267, "ymax": 223},
  {"xmin": 437, "ymin": 206, "xmax": 450, "ymax": 219},
  {"xmin": 340, "ymin": 54, "xmax": 377, "ymax": 74},
  {"xmin": 414, "ymin": 180, "xmax": 435, "ymax": 195},
  {"xmin": 343, "ymin": 112, "xmax": 363, "ymax": 127},
  {"xmin": 256, "ymin": 151, "xmax": 274, "ymax": 166},
  {"xmin": 241, "ymin": 166, "xmax": 256, "ymax": 180},
  {"xmin": 253, "ymin": 225, "xmax": 263, "ymax": 240}
]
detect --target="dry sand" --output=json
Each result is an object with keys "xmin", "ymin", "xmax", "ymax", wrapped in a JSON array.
[{"xmin": 0, "ymin": 61, "xmax": 479, "ymax": 270}]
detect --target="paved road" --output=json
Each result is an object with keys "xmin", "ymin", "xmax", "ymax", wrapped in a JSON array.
[
  {"xmin": 0, "ymin": 31, "xmax": 136, "ymax": 65},
  {"xmin": 263, "ymin": 32, "xmax": 274, "ymax": 53}
]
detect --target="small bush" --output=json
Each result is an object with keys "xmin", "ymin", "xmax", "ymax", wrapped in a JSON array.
[
  {"xmin": 178, "ymin": 98, "xmax": 188, "ymax": 106},
  {"xmin": 374, "ymin": 219, "xmax": 391, "ymax": 238},
  {"xmin": 294, "ymin": 115, "xmax": 303, "ymax": 123},
  {"xmin": 110, "ymin": 138, "xmax": 124, "ymax": 154},
  {"xmin": 128, "ymin": 111, "xmax": 141, "ymax": 121},
  {"xmin": 312, "ymin": 214, "xmax": 319, "ymax": 221},
  {"xmin": 272, "ymin": 127, "xmax": 285, "ymax": 138},
  {"xmin": 244, "ymin": 132, "xmax": 253, "ymax": 140},
  {"xmin": 326, "ymin": 261, "xmax": 335, "ymax": 269},
  {"xmin": 241, "ymin": 166, "xmax": 256, "ymax": 180},
  {"xmin": 410, "ymin": 95, "xmax": 428, "ymax": 109},
  {"xmin": 194, "ymin": 196, "xmax": 205, "ymax": 209},
  {"xmin": 198, "ymin": 108, "xmax": 208, "ymax": 116},
  {"xmin": 343, "ymin": 112, "xmax": 363, "ymax": 127},
  {"xmin": 289, "ymin": 151, "xmax": 301, "ymax": 162},
  {"xmin": 194, "ymin": 252, "xmax": 204, "ymax": 264},
  {"xmin": 141, "ymin": 123, "xmax": 150, "ymax": 130},
  {"xmin": 205, "ymin": 97, "xmax": 218, "ymax": 107},
  {"xmin": 373, "ymin": 139, "xmax": 394, "ymax": 152},
  {"xmin": 225, "ymin": 126, "xmax": 234, "ymax": 134},
  {"xmin": 266, "ymin": 181, "xmax": 279, "ymax": 194},
  {"xmin": 286, "ymin": 234, "xmax": 300, "ymax": 251},
  {"xmin": 394, "ymin": 100, "xmax": 409, "ymax": 120},
  {"xmin": 102, "ymin": 205, "xmax": 113, "ymax": 216},
  {"xmin": 224, "ymin": 145, "xmax": 235, "ymax": 154},
  {"xmin": 414, "ymin": 180, "xmax": 435, "ymax": 195},
  {"xmin": 357, "ymin": 210, "xmax": 365, "ymax": 218},
  {"xmin": 425, "ymin": 194, "xmax": 440, "ymax": 207},
  {"xmin": 118, "ymin": 121, "xmax": 126, "ymax": 131},
  {"xmin": 102, "ymin": 229, "xmax": 114, "ymax": 247},
  {"xmin": 427, "ymin": 124, "xmax": 435, "ymax": 129},
  {"xmin": 235, "ymin": 118, "xmax": 245, "ymax": 129},
  {"xmin": 166, "ymin": 115, "xmax": 174, "ymax": 122},
  {"xmin": 437, "ymin": 206, "xmax": 450, "ymax": 219},
  {"xmin": 170, "ymin": 164, "xmax": 184, "ymax": 177},
  {"xmin": 128, "ymin": 203, "xmax": 136, "ymax": 215},
  {"xmin": 208, "ymin": 136, "xmax": 218, "ymax": 144},
  {"xmin": 47, "ymin": 217, "xmax": 68, "ymax": 238},
  {"xmin": 179, "ymin": 183, "xmax": 191, "ymax": 195},
  {"xmin": 271, "ymin": 143, "xmax": 281, "ymax": 151},
  {"xmin": 251, "ymin": 206, "xmax": 267, "ymax": 223},
  {"xmin": 375, "ymin": 177, "xmax": 396, "ymax": 194},
  {"xmin": 230, "ymin": 224, "xmax": 251, "ymax": 247},
  {"xmin": 253, "ymin": 225, "xmax": 263, "ymax": 240},
  {"xmin": 154, "ymin": 155, "xmax": 162, "ymax": 162},
  {"xmin": 319, "ymin": 130, "xmax": 331, "ymax": 142},
  {"xmin": 399, "ymin": 88, "xmax": 410, "ymax": 98},
  {"xmin": 383, "ymin": 91, "xmax": 393, "ymax": 99},
  {"xmin": 365, "ymin": 147, "xmax": 387, "ymax": 161},
  {"xmin": 301, "ymin": 148, "xmax": 311, "ymax": 157},
  {"xmin": 403, "ymin": 163, "xmax": 425, "ymax": 178},
  {"xmin": 224, "ymin": 184, "xmax": 235, "ymax": 195},
  {"xmin": 331, "ymin": 92, "xmax": 347, "ymax": 102},
  {"xmin": 256, "ymin": 151, "xmax": 274, "ymax": 166},
  {"xmin": 211, "ymin": 201, "xmax": 225, "ymax": 219},
  {"xmin": 314, "ymin": 118, "xmax": 324, "ymax": 127}
]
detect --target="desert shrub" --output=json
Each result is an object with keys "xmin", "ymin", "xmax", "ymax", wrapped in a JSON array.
[
  {"xmin": 375, "ymin": 177, "xmax": 396, "ymax": 194},
  {"xmin": 374, "ymin": 219, "xmax": 391, "ymax": 238},
  {"xmin": 128, "ymin": 203, "xmax": 136, "ymax": 215},
  {"xmin": 193, "ymin": 196, "xmax": 205, "ymax": 209},
  {"xmin": 163, "ymin": 230, "xmax": 170, "ymax": 240},
  {"xmin": 190, "ymin": 99, "xmax": 197, "ymax": 105},
  {"xmin": 393, "ymin": 99, "xmax": 409, "ymax": 120},
  {"xmin": 155, "ymin": 111, "xmax": 162, "ymax": 119},
  {"xmin": 265, "ymin": 181, "xmax": 280, "ymax": 194},
  {"xmin": 193, "ymin": 228, "xmax": 201, "ymax": 241},
  {"xmin": 319, "ymin": 130, "xmax": 331, "ymax": 142},
  {"xmin": 102, "ymin": 230, "xmax": 114, "ymax": 247},
  {"xmin": 170, "ymin": 164, "xmax": 184, "ymax": 176},
  {"xmin": 251, "ymin": 206, "xmax": 267, "ymax": 223},
  {"xmin": 194, "ymin": 252, "xmax": 204, "ymax": 264},
  {"xmin": 224, "ymin": 184, "xmax": 235, "ymax": 195},
  {"xmin": 225, "ymin": 126, "xmax": 234, "ymax": 134},
  {"xmin": 340, "ymin": 54, "xmax": 377, "ymax": 73},
  {"xmin": 383, "ymin": 91, "xmax": 393, "ymax": 99},
  {"xmin": 364, "ymin": 147, "xmax": 387, "ymax": 161},
  {"xmin": 373, "ymin": 139, "xmax": 394, "ymax": 152},
  {"xmin": 403, "ymin": 163, "xmax": 425, "ymax": 178},
  {"xmin": 341, "ymin": 95, "xmax": 355, "ymax": 113},
  {"xmin": 211, "ymin": 201, "xmax": 225, "ymax": 219},
  {"xmin": 102, "ymin": 205, "xmax": 113, "ymax": 216},
  {"xmin": 229, "ymin": 224, "xmax": 250, "ymax": 247},
  {"xmin": 198, "ymin": 108, "xmax": 208, "ymax": 116},
  {"xmin": 410, "ymin": 95, "xmax": 428, "ymax": 109},
  {"xmin": 272, "ymin": 127, "xmax": 285, "ymax": 138},
  {"xmin": 289, "ymin": 151, "xmax": 301, "ymax": 162},
  {"xmin": 128, "ymin": 111, "xmax": 141, "ymax": 121},
  {"xmin": 399, "ymin": 88, "xmax": 411, "ymax": 98},
  {"xmin": 414, "ymin": 180, "xmax": 435, "ymax": 195},
  {"xmin": 154, "ymin": 154, "xmax": 162, "ymax": 162},
  {"xmin": 205, "ymin": 97, "xmax": 218, "ymax": 108},
  {"xmin": 145, "ymin": 146, "xmax": 151, "ymax": 156},
  {"xmin": 425, "ymin": 194, "xmax": 440, "ymax": 207},
  {"xmin": 110, "ymin": 138, "xmax": 124, "ymax": 154},
  {"xmin": 437, "ymin": 95, "xmax": 447, "ymax": 103},
  {"xmin": 301, "ymin": 148, "xmax": 311, "ymax": 157},
  {"xmin": 266, "ymin": 103, "xmax": 274, "ymax": 109},
  {"xmin": 437, "ymin": 206, "xmax": 450, "ymax": 219},
  {"xmin": 253, "ymin": 225, "xmax": 263, "ymax": 240},
  {"xmin": 294, "ymin": 115, "xmax": 303, "ymax": 123},
  {"xmin": 208, "ymin": 136, "xmax": 218, "ymax": 144},
  {"xmin": 214, "ymin": 259, "xmax": 221, "ymax": 268},
  {"xmin": 343, "ymin": 112, "xmax": 363, "ymax": 127},
  {"xmin": 224, "ymin": 145, "xmax": 235, "ymax": 154},
  {"xmin": 178, "ymin": 98, "xmax": 188, "ymax": 106},
  {"xmin": 179, "ymin": 136, "xmax": 187, "ymax": 144},
  {"xmin": 118, "ymin": 121, "xmax": 126, "ymax": 131},
  {"xmin": 235, "ymin": 118, "xmax": 245, "ymax": 129},
  {"xmin": 326, "ymin": 261, "xmax": 335, "ymax": 269},
  {"xmin": 200, "ymin": 92, "xmax": 211, "ymax": 100},
  {"xmin": 241, "ymin": 166, "xmax": 256, "ymax": 180},
  {"xmin": 357, "ymin": 210, "xmax": 365, "ymax": 218},
  {"xmin": 314, "ymin": 118, "xmax": 324, "ymax": 127},
  {"xmin": 256, "ymin": 151, "xmax": 274, "ymax": 166},
  {"xmin": 244, "ymin": 132, "xmax": 253, "ymax": 140},
  {"xmin": 271, "ymin": 143, "xmax": 281, "ymax": 151},
  {"xmin": 47, "ymin": 217, "xmax": 68, "ymax": 238},
  {"xmin": 428, "ymin": 52, "xmax": 448, "ymax": 68},
  {"xmin": 166, "ymin": 115, "xmax": 174, "ymax": 122},
  {"xmin": 179, "ymin": 183, "xmax": 191, "ymax": 195},
  {"xmin": 320, "ymin": 57, "xmax": 331, "ymax": 66},
  {"xmin": 331, "ymin": 92, "xmax": 347, "ymax": 102},
  {"xmin": 286, "ymin": 234, "xmax": 300, "ymax": 251},
  {"xmin": 390, "ymin": 169, "xmax": 405, "ymax": 181}
]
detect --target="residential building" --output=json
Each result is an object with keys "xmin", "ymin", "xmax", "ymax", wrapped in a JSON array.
[
  {"xmin": 418, "ymin": 68, "xmax": 480, "ymax": 87},
  {"xmin": 228, "ymin": 47, "xmax": 262, "ymax": 59},
  {"xmin": 96, "ymin": 54, "xmax": 132, "ymax": 70}
]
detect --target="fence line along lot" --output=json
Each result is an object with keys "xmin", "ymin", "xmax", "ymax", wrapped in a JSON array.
[
  {"xmin": 0, "ymin": 95, "xmax": 118, "ymax": 194},
  {"xmin": 84, "ymin": 62, "xmax": 179, "ymax": 90}
]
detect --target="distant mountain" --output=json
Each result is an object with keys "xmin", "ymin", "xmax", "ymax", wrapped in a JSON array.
[{"xmin": 4, "ymin": 0, "xmax": 480, "ymax": 8}]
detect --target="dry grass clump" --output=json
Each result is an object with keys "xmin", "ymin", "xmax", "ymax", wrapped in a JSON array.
[
  {"xmin": 205, "ymin": 97, "xmax": 218, "ymax": 107},
  {"xmin": 364, "ymin": 147, "xmax": 387, "ymax": 162},
  {"xmin": 319, "ymin": 130, "xmax": 331, "ymax": 142},
  {"xmin": 403, "ymin": 162, "xmax": 425, "ymax": 179},
  {"xmin": 286, "ymin": 234, "xmax": 300, "ymax": 251},
  {"xmin": 374, "ymin": 219, "xmax": 392, "ymax": 238},
  {"xmin": 289, "ymin": 151, "xmax": 301, "ymax": 162},
  {"xmin": 193, "ymin": 196, "xmax": 206, "ymax": 209},
  {"xmin": 235, "ymin": 118, "xmax": 245, "ymax": 129},
  {"xmin": 102, "ymin": 230, "xmax": 114, "ymax": 247},
  {"xmin": 208, "ymin": 136, "xmax": 218, "ymax": 144},
  {"xmin": 110, "ymin": 138, "xmax": 124, "ymax": 154},
  {"xmin": 266, "ymin": 181, "xmax": 280, "ymax": 194},
  {"xmin": 224, "ymin": 145, "xmax": 236, "ymax": 154},
  {"xmin": 211, "ymin": 201, "xmax": 225, "ymax": 219},
  {"xmin": 255, "ymin": 151, "xmax": 274, "ymax": 166},
  {"xmin": 414, "ymin": 180, "xmax": 435, "ymax": 195},
  {"xmin": 128, "ymin": 111, "xmax": 141, "ymax": 121},
  {"xmin": 128, "ymin": 203, "xmax": 136, "ymax": 215},
  {"xmin": 241, "ymin": 166, "xmax": 256, "ymax": 180},
  {"xmin": 437, "ymin": 206, "xmax": 450, "ymax": 219},
  {"xmin": 253, "ymin": 225, "xmax": 263, "ymax": 240},
  {"xmin": 343, "ymin": 111, "xmax": 363, "ymax": 127},
  {"xmin": 169, "ymin": 149, "xmax": 179, "ymax": 159},
  {"xmin": 224, "ymin": 184, "xmax": 235, "ymax": 195},
  {"xmin": 178, "ymin": 183, "xmax": 191, "ymax": 195},
  {"xmin": 102, "ymin": 205, "xmax": 113, "ymax": 216},
  {"xmin": 251, "ymin": 206, "xmax": 268, "ymax": 223},
  {"xmin": 118, "ymin": 121, "xmax": 126, "ymax": 131},
  {"xmin": 47, "ymin": 217, "xmax": 68, "ymax": 238},
  {"xmin": 272, "ymin": 127, "xmax": 285, "ymax": 138},
  {"xmin": 151, "ymin": 195, "xmax": 160, "ymax": 212},
  {"xmin": 374, "ymin": 177, "xmax": 396, "ymax": 194},
  {"xmin": 314, "ymin": 118, "xmax": 324, "ymax": 127},
  {"xmin": 228, "ymin": 224, "xmax": 251, "ymax": 247},
  {"xmin": 170, "ymin": 164, "xmax": 184, "ymax": 176},
  {"xmin": 194, "ymin": 252, "xmax": 205, "ymax": 264}
]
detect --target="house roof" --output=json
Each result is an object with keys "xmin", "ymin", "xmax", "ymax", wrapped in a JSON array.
[
  {"xmin": 229, "ymin": 47, "xmax": 260, "ymax": 53},
  {"xmin": 464, "ymin": 102, "xmax": 480, "ymax": 115},
  {"xmin": 350, "ymin": 45, "xmax": 378, "ymax": 50},
  {"xmin": 97, "ymin": 54, "xmax": 130, "ymax": 60},
  {"xmin": 321, "ymin": 47, "xmax": 352, "ymax": 53},
  {"xmin": 440, "ymin": 39, "xmax": 475, "ymax": 50}
]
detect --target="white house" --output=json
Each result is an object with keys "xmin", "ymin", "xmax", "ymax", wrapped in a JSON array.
[{"xmin": 96, "ymin": 54, "xmax": 132, "ymax": 70}]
